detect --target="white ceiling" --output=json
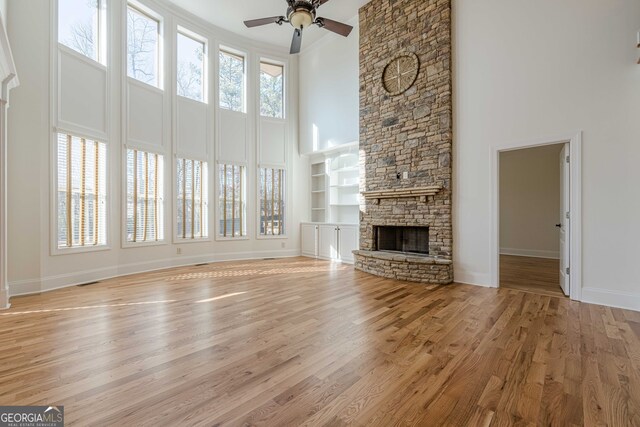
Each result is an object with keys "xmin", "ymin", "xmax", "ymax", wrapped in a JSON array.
[{"xmin": 169, "ymin": 0, "xmax": 369, "ymax": 51}]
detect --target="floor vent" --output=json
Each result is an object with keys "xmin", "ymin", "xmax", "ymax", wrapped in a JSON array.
[
  {"xmin": 263, "ymin": 258, "xmax": 276, "ymax": 260},
  {"xmin": 194, "ymin": 263, "xmax": 208, "ymax": 266},
  {"xmin": 77, "ymin": 281, "xmax": 99, "ymax": 287}
]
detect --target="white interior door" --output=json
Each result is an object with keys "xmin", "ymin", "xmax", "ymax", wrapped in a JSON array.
[{"xmin": 559, "ymin": 143, "xmax": 570, "ymax": 296}]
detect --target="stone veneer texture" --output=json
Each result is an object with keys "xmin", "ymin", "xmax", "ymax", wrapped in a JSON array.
[{"xmin": 355, "ymin": 0, "xmax": 453, "ymax": 284}]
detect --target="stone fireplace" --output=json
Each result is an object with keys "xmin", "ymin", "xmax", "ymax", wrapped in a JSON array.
[{"xmin": 353, "ymin": 0, "xmax": 453, "ymax": 285}]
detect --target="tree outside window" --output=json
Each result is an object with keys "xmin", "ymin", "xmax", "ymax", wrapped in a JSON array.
[
  {"xmin": 58, "ymin": 0, "xmax": 104, "ymax": 62},
  {"xmin": 260, "ymin": 61, "xmax": 284, "ymax": 119},
  {"xmin": 219, "ymin": 50, "xmax": 245, "ymax": 112},
  {"xmin": 177, "ymin": 32, "xmax": 205, "ymax": 102},
  {"xmin": 127, "ymin": 6, "xmax": 160, "ymax": 87}
]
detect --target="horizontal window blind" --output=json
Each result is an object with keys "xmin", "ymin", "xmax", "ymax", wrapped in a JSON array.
[
  {"xmin": 177, "ymin": 158, "xmax": 208, "ymax": 239},
  {"xmin": 57, "ymin": 133, "xmax": 107, "ymax": 249},
  {"xmin": 259, "ymin": 167, "xmax": 285, "ymax": 236},
  {"xmin": 218, "ymin": 164, "xmax": 245, "ymax": 237},
  {"xmin": 126, "ymin": 149, "xmax": 164, "ymax": 242}
]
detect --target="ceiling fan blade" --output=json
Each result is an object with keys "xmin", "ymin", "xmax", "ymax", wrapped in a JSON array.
[
  {"xmin": 317, "ymin": 18, "xmax": 353, "ymax": 37},
  {"xmin": 244, "ymin": 16, "xmax": 285, "ymax": 28},
  {"xmin": 290, "ymin": 28, "xmax": 303, "ymax": 54},
  {"xmin": 315, "ymin": 0, "xmax": 332, "ymax": 6}
]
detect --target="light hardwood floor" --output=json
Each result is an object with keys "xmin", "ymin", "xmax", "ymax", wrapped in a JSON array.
[
  {"xmin": 500, "ymin": 255, "xmax": 565, "ymax": 298},
  {"xmin": 1, "ymin": 257, "xmax": 639, "ymax": 426}
]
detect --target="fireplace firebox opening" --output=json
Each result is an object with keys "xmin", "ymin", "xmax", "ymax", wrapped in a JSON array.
[{"xmin": 374, "ymin": 226, "xmax": 429, "ymax": 255}]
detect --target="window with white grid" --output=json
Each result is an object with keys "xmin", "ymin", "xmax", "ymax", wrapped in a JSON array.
[
  {"xmin": 177, "ymin": 158, "xmax": 208, "ymax": 239},
  {"xmin": 126, "ymin": 149, "xmax": 164, "ymax": 242},
  {"xmin": 259, "ymin": 167, "xmax": 285, "ymax": 236},
  {"xmin": 56, "ymin": 133, "xmax": 107, "ymax": 249}
]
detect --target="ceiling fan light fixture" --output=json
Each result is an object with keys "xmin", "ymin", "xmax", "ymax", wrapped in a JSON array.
[{"xmin": 289, "ymin": 10, "xmax": 313, "ymax": 29}]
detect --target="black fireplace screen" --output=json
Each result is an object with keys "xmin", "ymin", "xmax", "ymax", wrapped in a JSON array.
[{"xmin": 375, "ymin": 226, "xmax": 429, "ymax": 255}]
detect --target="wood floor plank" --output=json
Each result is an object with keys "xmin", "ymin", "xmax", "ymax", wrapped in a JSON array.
[{"xmin": 0, "ymin": 257, "xmax": 639, "ymax": 426}]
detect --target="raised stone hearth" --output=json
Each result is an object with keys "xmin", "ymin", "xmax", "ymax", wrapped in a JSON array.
[
  {"xmin": 355, "ymin": 0, "xmax": 453, "ymax": 285},
  {"xmin": 353, "ymin": 250, "xmax": 453, "ymax": 284}
]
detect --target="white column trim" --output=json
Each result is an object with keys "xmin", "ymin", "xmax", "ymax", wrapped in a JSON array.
[{"xmin": 0, "ymin": 10, "xmax": 19, "ymax": 310}]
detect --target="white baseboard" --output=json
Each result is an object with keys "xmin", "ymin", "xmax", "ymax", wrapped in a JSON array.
[
  {"xmin": 453, "ymin": 270, "xmax": 495, "ymax": 288},
  {"xmin": 581, "ymin": 287, "xmax": 640, "ymax": 312},
  {"xmin": 500, "ymin": 248, "xmax": 559, "ymax": 259},
  {"xmin": 0, "ymin": 288, "xmax": 9, "ymax": 309},
  {"xmin": 8, "ymin": 249, "xmax": 301, "ymax": 298}
]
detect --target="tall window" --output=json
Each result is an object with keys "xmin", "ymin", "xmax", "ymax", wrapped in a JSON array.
[
  {"xmin": 260, "ymin": 61, "xmax": 284, "ymax": 118},
  {"xmin": 218, "ymin": 164, "xmax": 246, "ymax": 238},
  {"xmin": 177, "ymin": 159, "xmax": 208, "ymax": 239},
  {"xmin": 126, "ymin": 149, "xmax": 164, "ymax": 242},
  {"xmin": 259, "ymin": 168, "xmax": 285, "ymax": 236},
  {"xmin": 57, "ymin": 133, "xmax": 107, "ymax": 249},
  {"xmin": 127, "ymin": 5, "xmax": 160, "ymax": 87},
  {"xmin": 219, "ymin": 50, "xmax": 245, "ymax": 112},
  {"xmin": 177, "ymin": 32, "xmax": 205, "ymax": 102},
  {"xmin": 58, "ymin": 0, "xmax": 106, "ymax": 63}
]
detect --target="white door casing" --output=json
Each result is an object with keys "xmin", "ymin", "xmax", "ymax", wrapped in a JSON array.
[
  {"xmin": 492, "ymin": 131, "xmax": 582, "ymax": 301},
  {"xmin": 559, "ymin": 143, "xmax": 570, "ymax": 296}
]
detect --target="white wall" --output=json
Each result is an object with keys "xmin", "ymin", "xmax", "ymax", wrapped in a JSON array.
[
  {"xmin": 454, "ymin": 0, "xmax": 640, "ymax": 309},
  {"xmin": 0, "ymin": 0, "xmax": 6, "ymax": 26},
  {"xmin": 7, "ymin": 0, "xmax": 305, "ymax": 296},
  {"xmin": 298, "ymin": 19, "xmax": 359, "ymax": 154},
  {"xmin": 500, "ymin": 145, "xmax": 561, "ymax": 259}
]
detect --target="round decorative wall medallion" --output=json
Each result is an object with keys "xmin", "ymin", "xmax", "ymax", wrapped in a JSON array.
[{"xmin": 382, "ymin": 53, "xmax": 420, "ymax": 96}]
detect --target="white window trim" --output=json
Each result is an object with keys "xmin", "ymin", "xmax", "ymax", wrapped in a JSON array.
[
  {"xmin": 50, "ymin": 131, "xmax": 111, "ymax": 256},
  {"xmin": 126, "ymin": 1, "xmax": 164, "ymax": 90},
  {"xmin": 218, "ymin": 45, "xmax": 248, "ymax": 114},
  {"xmin": 56, "ymin": 0, "xmax": 108, "ymax": 66},
  {"xmin": 121, "ymin": 147, "xmax": 167, "ymax": 247},
  {"xmin": 214, "ymin": 162, "xmax": 247, "ymax": 241},
  {"xmin": 258, "ymin": 57, "xmax": 286, "ymax": 121},
  {"xmin": 173, "ymin": 156, "xmax": 210, "ymax": 243},
  {"xmin": 255, "ymin": 165, "xmax": 288, "ymax": 240},
  {"xmin": 176, "ymin": 26, "xmax": 208, "ymax": 104}
]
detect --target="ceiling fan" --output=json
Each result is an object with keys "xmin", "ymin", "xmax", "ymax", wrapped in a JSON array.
[{"xmin": 244, "ymin": 0, "xmax": 354, "ymax": 54}]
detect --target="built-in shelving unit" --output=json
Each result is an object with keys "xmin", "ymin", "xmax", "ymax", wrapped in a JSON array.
[
  {"xmin": 328, "ymin": 145, "xmax": 360, "ymax": 224},
  {"xmin": 307, "ymin": 142, "xmax": 360, "ymax": 224},
  {"xmin": 310, "ymin": 162, "xmax": 327, "ymax": 222}
]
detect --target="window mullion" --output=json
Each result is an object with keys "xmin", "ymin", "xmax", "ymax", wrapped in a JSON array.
[
  {"xmin": 94, "ymin": 142, "xmax": 99, "ymax": 245},
  {"xmin": 182, "ymin": 158, "xmax": 187, "ymax": 239},
  {"xmin": 200, "ymin": 161, "xmax": 204, "ymax": 239},
  {"xmin": 133, "ymin": 150, "xmax": 138, "ymax": 242},
  {"xmin": 143, "ymin": 152, "xmax": 149, "ymax": 241},
  {"xmin": 239, "ymin": 166, "xmax": 243, "ymax": 237},
  {"xmin": 154, "ymin": 154, "xmax": 159, "ymax": 241},
  {"xmin": 66, "ymin": 135, "xmax": 72, "ymax": 247},
  {"xmin": 278, "ymin": 169, "xmax": 283, "ymax": 235},
  {"xmin": 191, "ymin": 160, "xmax": 195, "ymax": 239},
  {"xmin": 223, "ymin": 164, "xmax": 227, "ymax": 237},
  {"xmin": 271, "ymin": 168, "xmax": 275, "ymax": 236},
  {"xmin": 80, "ymin": 138, "xmax": 86, "ymax": 246}
]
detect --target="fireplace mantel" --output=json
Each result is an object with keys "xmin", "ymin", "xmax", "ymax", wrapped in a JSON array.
[{"xmin": 362, "ymin": 186, "xmax": 442, "ymax": 204}]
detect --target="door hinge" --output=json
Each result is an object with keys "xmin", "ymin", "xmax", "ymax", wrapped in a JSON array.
[
  {"xmin": 566, "ymin": 267, "xmax": 570, "ymax": 275},
  {"xmin": 565, "ymin": 211, "xmax": 570, "ymax": 219},
  {"xmin": 566, "ymin": 155, "xmax": 570, "ymax": 163}
]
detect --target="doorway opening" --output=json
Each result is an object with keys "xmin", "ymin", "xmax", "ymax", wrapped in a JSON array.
[{"xmin": 494, "ymin": 134, "xmax": 581, "ymax": 300}]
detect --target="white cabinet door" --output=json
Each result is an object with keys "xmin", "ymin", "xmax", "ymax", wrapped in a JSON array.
[
  {"xmin": 301, "ymin": 224, "xmax": 318, "ymax": 257},
  {"xmin": 338, "ymin": 225, "xmax": 358, "ymax": 263},
  {"xmin": 318, "ymin": 224, "xmax": 338, "ymax": 260}
]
